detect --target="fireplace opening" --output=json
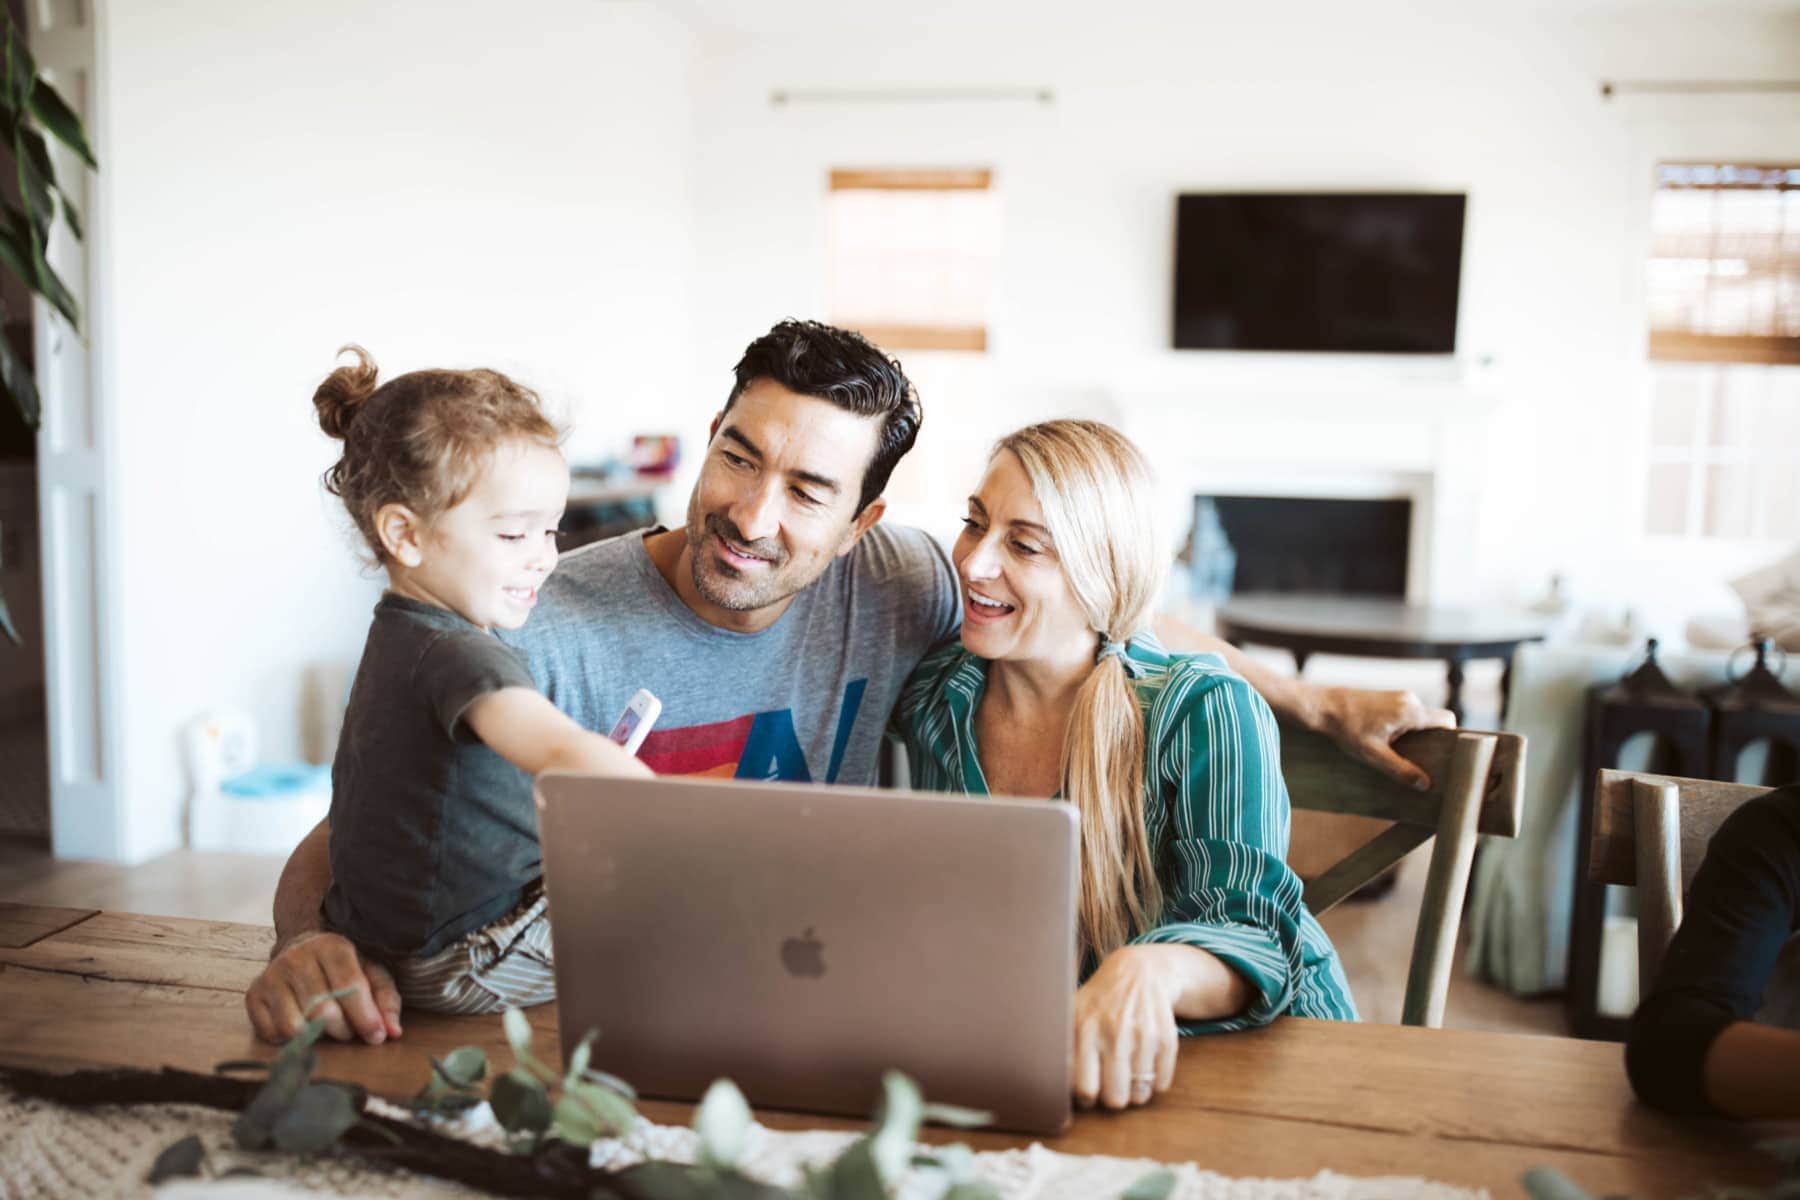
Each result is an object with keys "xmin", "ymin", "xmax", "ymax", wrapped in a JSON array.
[{"xmin": 1188, "ymin": 495, "xmax": 1411, "ymax": 599}]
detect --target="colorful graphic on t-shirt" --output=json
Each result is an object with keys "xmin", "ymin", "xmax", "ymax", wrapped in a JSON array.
[{"xmin": 637, "ymin": 679, "xmax": 867, "ymax": 784}]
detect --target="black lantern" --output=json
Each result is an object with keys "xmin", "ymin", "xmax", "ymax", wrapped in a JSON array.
[{"xmin": 1702, "ymin": 637, "xmax": 1800, "ymax": 786}]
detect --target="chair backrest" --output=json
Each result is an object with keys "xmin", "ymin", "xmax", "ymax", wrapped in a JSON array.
[
  {"xmin": 1281, "ymin": 725, "xmax": 1525, "ymax": 1028},
  {"xmin": 1587, "ymin": 770, "xmax": 1769, "ymax": 989}
]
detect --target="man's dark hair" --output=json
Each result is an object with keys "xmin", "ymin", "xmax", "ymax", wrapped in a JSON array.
[{"xmin": 724, "ymin": 320, "xmax": 921, "ymax": 515}]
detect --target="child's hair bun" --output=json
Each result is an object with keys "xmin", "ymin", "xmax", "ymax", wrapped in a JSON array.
[{"xmin": 313, "ymin": 344, "xmax": 381, "ymax": 440}]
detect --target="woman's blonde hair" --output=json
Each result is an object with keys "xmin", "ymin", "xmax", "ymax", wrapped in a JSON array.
[{"xmin": 992, "ymin": 419, "xmax": 1168, "ymax": 963}]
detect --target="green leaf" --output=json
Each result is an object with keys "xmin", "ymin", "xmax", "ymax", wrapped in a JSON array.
[
  {"xmin": 27, "ymin": 77, "xmax": 94, "ymax": 169},
  {"xmin": 921, "ymin": 1101, "xmax": 992, "ymax": 1129},
  {"xmin": 213, "ymin": 1059, "xmax": 271, "ymax": 1074},
  {"xmin": 0, "ymin": 584, "xmax": 19, "ymax": 646},
  {"xmin": 54, "ymin": 186, "xmax": 79, "ymax": 241},
  {"xmin": 694, "ymin": 1078, "xmax": 753, "ymax": 1170},
  {"xmin": 819, "ymin": 1138, "xmax": 886, "ymax": 1200},
  {"xmin": 14, "ymin": 127, "xmax": 51, "ymax": 240},
  {"xmin": 5, "ymin": 26, "xmax": 35, "ymax": 118},
  {"xmin": 867, "ymin": 1071, "xmax": 924, "ymax": 1185},
  {"xmin": 612, "ymin": 1162, "xmax": 726, "ymax": 1200},
  {"xmin": 0, "ymin": 322, "xmax": 39, "ymax": 433},
  {"xmin": 564, "ymin": 1079, "xmax": 636, "ymax": 1136},
  {"xmin": 271, "ymin": 1082, "xmax": 360, "ymax": 1154},
  {"xmin": 232, "ymin": 1047, "xmax": 315, "ymax": 1149},
  {"xmin": 1521, "ymin": 1168, "xmax": 1598, "ymax": 1200},
  {"xmin": 565, "ymin": 1027, "xmax": 596, "ymax": 1087},
  {"xmin": 503, "ymin": 1007, "xmax": 534, "ymax": 1058},
  {"xmin": 1119, "ymin": 1168, "xmax": 1177, "ymax": 1200},
  {"xmin": 434, "ymin": 1046, "xmax": 487, "ymax": 1089},
  {"xmin": 2, "ymin": 204, "xmax": 77, "ymax": 328},
  {"xmin": 490, "ymin": 1069, "xmax": 551, "ymax": 1135},
  {"xmin": 273, "ymin": 1017, "xmax": 328, "ymax": 1069},
  {"xmin": 145, "ymin": 1134, "xmax": 205, "ymax": 1184},
  {"xmin": 926, "ymin": 1143, "xmax": 977, "ymax": 1183},
  {"xmin": 944, "ymin": 1184, "xmax": 1003, "ymax": 1200},
  {"xmin": 579, "ymin": 1066, "xmax": 638, "ymax": 1100}
]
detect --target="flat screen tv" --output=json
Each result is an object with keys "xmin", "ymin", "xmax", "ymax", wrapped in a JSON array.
[{"xmin": 1172, "ymin": 192, "xmax": 1465, "ymax": 355}]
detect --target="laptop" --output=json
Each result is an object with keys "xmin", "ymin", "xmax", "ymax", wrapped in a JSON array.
[{"xmin": 535, "ymin": 771, "xmax": 1078, "ymax": 1135}]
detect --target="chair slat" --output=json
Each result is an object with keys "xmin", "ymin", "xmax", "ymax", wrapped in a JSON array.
[
  {"xmin": 1280, "ymin": 726, "xmax": 1525, "ymax": 838},
  {"xmin": 1591, "ymin": 770, "xmax": 1767, "ymax": 889},
  {"xmin": 1303, "ymin": 824, "xmax": 1433, "ymax": 915}
]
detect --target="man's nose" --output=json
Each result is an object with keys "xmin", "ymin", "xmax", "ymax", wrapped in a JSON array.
[{"xmin": 727, "ymin": 482, "xmax": 780, "ymax": 545}]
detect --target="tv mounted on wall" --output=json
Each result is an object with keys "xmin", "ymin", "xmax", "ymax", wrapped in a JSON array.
[{"xmin": 1172, "ymin": 192, "xmax": 1466, "ymax": 355}]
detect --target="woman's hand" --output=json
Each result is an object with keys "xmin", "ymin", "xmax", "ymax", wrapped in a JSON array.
[{"xmin": 1072, "ymin": 944, "xmax": 1182, "ymax": 1110}]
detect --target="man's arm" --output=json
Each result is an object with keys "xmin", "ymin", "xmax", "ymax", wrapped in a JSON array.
[
  {"xmin": 1152, "ymin": 613, "xmax": 1454, "ymax": 791},
  {"xmin": 244, "ymin": 818, "xmax": 403, "ymax": 1045}
]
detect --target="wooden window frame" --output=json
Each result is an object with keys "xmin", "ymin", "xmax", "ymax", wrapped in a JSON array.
[{"xmin": 827, "ymin": 168, "xmax": 994, "ymax": 352}]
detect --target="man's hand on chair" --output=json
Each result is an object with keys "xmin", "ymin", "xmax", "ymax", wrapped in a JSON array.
[
  {"xmin": 1314, "ymin": 686, "xmax": 1457, "ymax": 791},
  {"xmin": 245, "ymin": 930, "xmax": 403, "ymax": 1045}
]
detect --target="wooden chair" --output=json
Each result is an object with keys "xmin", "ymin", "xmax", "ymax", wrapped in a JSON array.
[
  {"xmin": 1587, "ymin": 770, "xmax": 1769, "ymax": 991},
  {"xmin": 1280, "ymin": 724, "xmax": 1525, "ymax": 1028}
]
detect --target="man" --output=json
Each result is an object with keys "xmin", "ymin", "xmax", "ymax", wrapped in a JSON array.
[{"xmin": 247, "ymin": 319, "xmax": 1449, "ymax": 1044}]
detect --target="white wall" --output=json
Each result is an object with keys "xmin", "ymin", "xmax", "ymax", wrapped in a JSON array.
[
  {"xmin": 100, "ymin": 0, "xmax": 698, "ymax": 861},
  {"xmin": 680, "ymin": 3, "xmax": 1800, "ymax": 617}
]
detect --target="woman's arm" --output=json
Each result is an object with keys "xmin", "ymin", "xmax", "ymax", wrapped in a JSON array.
[
  {"xmin": 1151, "ymin": 613, "xmax": 1452, "ymax": 790},
  {"xmin": 463, "ymin": 687, "xmax": 654, "ymax": 778}
]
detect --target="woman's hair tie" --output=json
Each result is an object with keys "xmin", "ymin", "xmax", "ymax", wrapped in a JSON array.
[{"xmin": 1096, "ymin": 636, "xmax": 1147, "ymax": 680}]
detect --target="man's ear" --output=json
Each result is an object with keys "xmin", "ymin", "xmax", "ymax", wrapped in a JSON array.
[
  {"xmin": 375, "ymin": 503, "xmax": 426, "ymax": 568},
  {"xmin": 836, "ymin": 496, "xmax": 886, "ymax": 557},
  {"xmin": 707, "ymin": 411, "xmax": 723, "ymax": 443}
]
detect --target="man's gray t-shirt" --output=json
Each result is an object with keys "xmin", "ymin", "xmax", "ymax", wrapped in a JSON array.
[{"xmin": 502, "ymin": 524, "xmax": 960, "ymax": 785}]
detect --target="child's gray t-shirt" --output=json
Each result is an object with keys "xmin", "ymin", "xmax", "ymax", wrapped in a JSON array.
[
  {"xmin": 323, "ymin": 593, "xmax": 543, "ymax": 961},
  {"xmin": 502, "ymin": 523, "xmax": 960, "ymax": 785}
]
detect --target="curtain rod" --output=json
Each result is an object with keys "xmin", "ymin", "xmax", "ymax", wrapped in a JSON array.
[
  {"xmin": 1601, "ymin": 80, "xmax": 1800, "ymax": 99},
  {"xmin": 770, "ymin": 87, "xmax": 1054, "ymax": 106}
]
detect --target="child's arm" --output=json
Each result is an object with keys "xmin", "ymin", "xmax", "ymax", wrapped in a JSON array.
[{"xmin": 463, "ymin": 687, "xmax": 654, "ymax": 779}]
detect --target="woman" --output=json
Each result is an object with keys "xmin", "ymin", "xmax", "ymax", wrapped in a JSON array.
[{"xmin": 892, "ymin": 419, "xmax": 1356, "ymax": 1112}]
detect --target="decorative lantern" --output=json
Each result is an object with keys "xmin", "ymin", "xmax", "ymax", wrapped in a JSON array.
[{"xmin": 1702, "ymin": 637, "xmax": 1800, "ymax": 786}]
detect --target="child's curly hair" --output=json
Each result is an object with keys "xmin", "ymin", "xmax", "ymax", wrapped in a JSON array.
[{"xmin": 313, "ymin": 345, "xmax": 561, "ymax": 563}]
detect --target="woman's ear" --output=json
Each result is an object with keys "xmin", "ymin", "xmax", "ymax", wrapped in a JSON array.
[{"xmin": 375, "ymin": 503, "xmax": 426, "ymax": 568}]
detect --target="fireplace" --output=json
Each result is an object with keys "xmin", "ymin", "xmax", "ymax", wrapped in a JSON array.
[{"xmin": 1189, "ymin": 494, "xmax": 1412, "ymax": 600}]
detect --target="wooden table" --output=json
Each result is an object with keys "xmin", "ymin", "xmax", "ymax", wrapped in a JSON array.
[
  {"xmin": 0, "ymin": 904, "xmax": 1781, "ymax": 1196},
  {"xmin": 1216, "ymin": 593, "xmax": 1550, "ymax": 725}
]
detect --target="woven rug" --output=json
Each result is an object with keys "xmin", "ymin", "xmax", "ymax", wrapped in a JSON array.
[{"xmin": 0, "ymin": 1087, "xmax": 1488, "ymax": 1200}]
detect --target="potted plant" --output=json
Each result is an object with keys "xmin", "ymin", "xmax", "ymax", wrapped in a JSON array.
[{"xmin": 0, "ymin": 11, "xmax": 95, "ymax": 645}]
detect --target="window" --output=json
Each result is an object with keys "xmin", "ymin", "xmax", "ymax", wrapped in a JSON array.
[
  {"xmin": 1644, "ymin": 162, "xmax": 1800, "ymax": 541},
  {"xmin": 825, "ymin": 168, "xmax": 999, "ymax": 352}
]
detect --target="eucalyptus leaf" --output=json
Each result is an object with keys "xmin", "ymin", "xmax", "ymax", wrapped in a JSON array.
[
  {"xmin": 1521, "ymin": 1167, "xmax": 1598, "ymax": 1200},
  {"xmin": 579, "ymin": 1065, "xmax": 638, "ymax": 1100},
  {"xmin": 490, "ymin": 1069, "xmax": 552, "ymax": 1135},
  {"xmin": 694, "ymin": 1078, "xmax": 753, "ymax": 1170},
  {"xmin": 145, "ymin": 1134, "xmax": 205, "ymax": 1184},
  {"xmin": 566, "ymin": 1027, "xmax": 597, "ymax": 1086},
  {"xmin": 565, "ymin": 1078, "xmax": 636, "ymax": 1136},
  {"xmin": 944, "ymin": 1184, "xmax": 1004, "ymax": 1200},
  {"xmin": 867, "ymin": 1071, "xmax": 924, "ymax": 1185},
  {"xmin": 1119, "ymin": 1167, "xmax": 1177, "ymax": 1200},
  {"xmin": 819, "ymin": 1138, "xmax": 886, "ymax": 1200},
  {"xmin": 612, "ymin": 1161, "xmax": 720, "ymax": 1200},
  {"xmin": 920, "ymin": 1101, "xmax": 992, "ymax": 1129},
  {"xmin": 271, "ymin": 1082, "xmax": 360, "ymax": 1154},
  {"xmin": 273, "ymin": 1017, "xmax": 329, "ymax": 1068},
  {"xmin": 231, "ymin": 1048, "xmax": 315, "ymax": 1149},
  {"xmin": 434, "ymin": 1046, "xmax": 487, "ymax": 1089},
  {"xmin": 502, "ymin": 1007, "xmax": 534, "ymax": 1058},
  {"xmin": 27, "ymin": 77, "xmax": 94, "ymax": 169},
  {"xmin": 928, "ymin": 1143, "xmax": 977, "ymax": 1183}
]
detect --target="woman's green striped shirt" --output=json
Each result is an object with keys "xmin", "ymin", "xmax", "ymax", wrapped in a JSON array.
[{"xmin": 892, "ymin": 636, "xmax": 1358, "ymax": 1033}]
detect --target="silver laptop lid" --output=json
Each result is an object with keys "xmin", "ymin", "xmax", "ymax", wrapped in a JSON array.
[{"xmin": 536, "ymin": 771, "xmax": 1077, "ymax": 1135}]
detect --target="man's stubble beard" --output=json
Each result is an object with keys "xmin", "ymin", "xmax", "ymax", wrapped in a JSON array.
[{"xmin": 684, "ymin": 510, "xmax": 808, "ymax": 614}]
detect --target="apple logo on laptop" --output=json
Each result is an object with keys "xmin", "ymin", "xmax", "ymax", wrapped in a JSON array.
[{"xmin": 781, "ymin": 927, "xmax": 826, "ymax": 978}]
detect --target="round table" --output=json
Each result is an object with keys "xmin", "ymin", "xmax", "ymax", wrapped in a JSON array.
[{"xmin": 1214, "ymin": 593, "xmax": 1550, "ymax": 725}]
